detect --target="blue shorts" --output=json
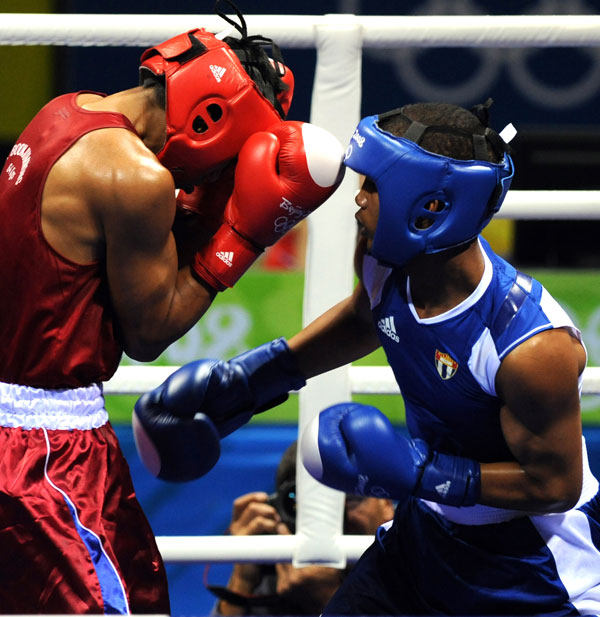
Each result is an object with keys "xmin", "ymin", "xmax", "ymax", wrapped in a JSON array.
[{"xmin": 324, "ymin": 492, "xmax": 600, "ymax": 616}]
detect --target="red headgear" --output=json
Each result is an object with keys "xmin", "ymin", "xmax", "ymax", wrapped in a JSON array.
[{"xmin": 140, "ymin": 28, "xmax": 294, "ymax": 187}]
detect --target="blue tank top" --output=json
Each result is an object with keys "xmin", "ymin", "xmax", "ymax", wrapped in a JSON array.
[{"xmin": 363, "ymin": 237, "xmax": 582, "ymax": 463}]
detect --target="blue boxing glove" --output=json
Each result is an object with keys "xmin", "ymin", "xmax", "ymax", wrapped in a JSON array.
[
  {"xmin": 132, "ymin": 391, "xmax": 221, "ymax": 483},
  {"xmin": 301, "ymin": 403, "xmax": 481, "ymax": 507},
  {"xmin": 133, "ymin": 338, "xmax": 306, "ymax": 482}
]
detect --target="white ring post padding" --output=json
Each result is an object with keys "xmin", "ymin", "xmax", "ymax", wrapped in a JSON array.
[
  {"xmin": 294, "ymin": 15, "xmax": 363, "ymax": 570},
  {"xmin": 4, "ymin": 14, "xmax": 600, "ymax": 47}
]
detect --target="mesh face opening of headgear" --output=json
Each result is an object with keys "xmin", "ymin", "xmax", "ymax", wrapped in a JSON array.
[
  {"xmin": 139, "ymin": 0, "xmax": 293, "ymax": 188},
  {"xmin": 344, "ymin": 98, "xmax": 515, "ymax": 267}
]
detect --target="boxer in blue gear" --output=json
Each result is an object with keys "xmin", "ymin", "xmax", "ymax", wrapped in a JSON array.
[
  {"xmin": 297, "ymin": 101, "xmax": 600, "ymax": 615},
  {"xmin": 136, "ymin": 99, "xmax": 600, "ymax": 615}
]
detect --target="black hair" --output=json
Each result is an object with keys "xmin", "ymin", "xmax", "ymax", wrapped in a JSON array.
[
  {"xmin": 217, "ymin": 0, "xmax": 290, "ymax": 118},
  {"xmin": 378, "ymin": 99, "xmax": 509, "ymax": 163}
]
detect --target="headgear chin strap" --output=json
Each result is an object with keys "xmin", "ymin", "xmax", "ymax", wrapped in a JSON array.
[
  {"xmin": 344, "ymin": 113, "xmax": 514, "ymax": 268},
  {"xmin": 140, "ymin": 27, "xmax": 292, "ymax": 188}
]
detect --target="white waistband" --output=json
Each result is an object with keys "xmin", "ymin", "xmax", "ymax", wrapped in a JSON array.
[
  {"xmin": 423, "ymin": 436, "xmax": 599, "ymax": 525},
  {"xmin": 0, "ymin": 381, "xmax": 108, "ymax": 430}
]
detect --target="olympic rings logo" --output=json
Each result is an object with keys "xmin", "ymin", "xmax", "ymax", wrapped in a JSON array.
[
  {"xmin": 274, "ymin": 199, "xmax": 307, "ymax": 235},
  {"xmin": 367, "ymin": 0, "xmax": 600, "ymax": 109},
  {"xmin": 274, "ymin": 216, "xmax": 298, "ymax": 234}
]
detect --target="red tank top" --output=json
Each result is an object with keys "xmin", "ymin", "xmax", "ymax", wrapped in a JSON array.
[{"xmin": 0, "ymin": 92, "xmax": 138, "ymax": 388}]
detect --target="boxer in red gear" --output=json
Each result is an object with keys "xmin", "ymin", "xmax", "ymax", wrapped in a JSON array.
[{"xmin": 0, "ymin": 5, "xmax": 343, "ymax": 613}]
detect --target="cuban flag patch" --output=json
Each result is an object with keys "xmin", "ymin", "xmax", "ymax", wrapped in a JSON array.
[{"xmin": 435, "ymin": 349, "xmax": 458, "ymax": 380}]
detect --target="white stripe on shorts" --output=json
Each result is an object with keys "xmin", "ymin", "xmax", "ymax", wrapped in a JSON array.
[{"xmin": 532, "ymin": 507, "xmax": 600, "ymax": 613}]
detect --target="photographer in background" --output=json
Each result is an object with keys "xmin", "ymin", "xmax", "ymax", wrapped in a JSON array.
[{"xmin": 210, "ymin": 442, "xmax": 394, "ymax": 616}]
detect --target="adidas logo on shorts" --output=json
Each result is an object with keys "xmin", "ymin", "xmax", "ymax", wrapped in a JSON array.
[
  {"xmin": 210, "ymin": 64, "xmax": 226, "ymax": 82},
  {"xmin": 377, "ymin": 316, "xmax": 399, "ymax": 342},
  {"xmin": 216, "ymin": 251, "xmax": 233, "ymax": 267}
]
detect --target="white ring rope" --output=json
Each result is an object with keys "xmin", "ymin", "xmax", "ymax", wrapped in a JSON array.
[
  {"xmin": 4, "ymin": 13, "xmax": 600, "ymax": 566},
  {"xmin": 498, "ymin": 191, "xmax": 600, "ymax": 219},
  {"xmin": 105, "ymin": 364, "xmax": 600, "ymax": 397},
  {"xmin": 155, "ymin": 534, "xmax": 371, "ymax": 564},
  {"xmin": 3, "ymin": 14, "xmax": 600, "ymax": 48}
]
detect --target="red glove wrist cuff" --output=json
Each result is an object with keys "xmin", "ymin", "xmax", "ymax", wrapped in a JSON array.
[{"xmin": 193, "ymin": 224, "xmax": 263, "ymax": 290}]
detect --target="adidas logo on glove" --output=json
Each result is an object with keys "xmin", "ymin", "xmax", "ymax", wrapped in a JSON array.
[{"xmin": 216, "ymin": 251, "xmax": 233, "ymax": 267}]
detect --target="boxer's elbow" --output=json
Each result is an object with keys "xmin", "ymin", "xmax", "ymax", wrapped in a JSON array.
[
  {"xmin": 546, "ymin": 475, "xmax": 582, "ymax": 512},
  {"xmin": 126, "ymin": 346, "xmax": 163, "ymax": 363},
  {"xmin": 119, "ymin": 331, "xmax": 169, "ymax": 363},
  {"xmin": 527, "ymin": 467, "xmax": 583, "ymax": 513}
]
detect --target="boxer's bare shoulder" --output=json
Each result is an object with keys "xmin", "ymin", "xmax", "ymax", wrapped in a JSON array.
[{"xmin": 42, "ymin": 125, "xmax": 173, "ymax": 264}]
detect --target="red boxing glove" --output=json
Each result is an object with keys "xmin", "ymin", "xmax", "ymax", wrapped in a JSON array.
[{"xmin": 193, "ymin": 121, "xmax": 345, "ymax": 291}]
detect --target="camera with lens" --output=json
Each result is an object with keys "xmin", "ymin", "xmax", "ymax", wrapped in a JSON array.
[{"xmin": 267, "ymin": 479, "xmax": 296, "ymax": 533}]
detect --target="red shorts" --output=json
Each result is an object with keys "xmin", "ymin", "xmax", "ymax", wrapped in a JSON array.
[{"xmin": 0, "ymin": 421, "xmax": 170, "ymax": 614}]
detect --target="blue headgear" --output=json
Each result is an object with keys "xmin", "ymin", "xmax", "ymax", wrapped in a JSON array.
[{"xmin": 344, "ymin": 110, "xmax": 514, "ymax": 267}]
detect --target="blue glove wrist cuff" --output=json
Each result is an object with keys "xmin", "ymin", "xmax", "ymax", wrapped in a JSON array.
[
  {"xmin": 232, "ymin": 337, "xmax": 307, "ymax": 410},
  {"xmin": 416, "ymin": 451, "xmax": 481, "ymax": 507}
]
